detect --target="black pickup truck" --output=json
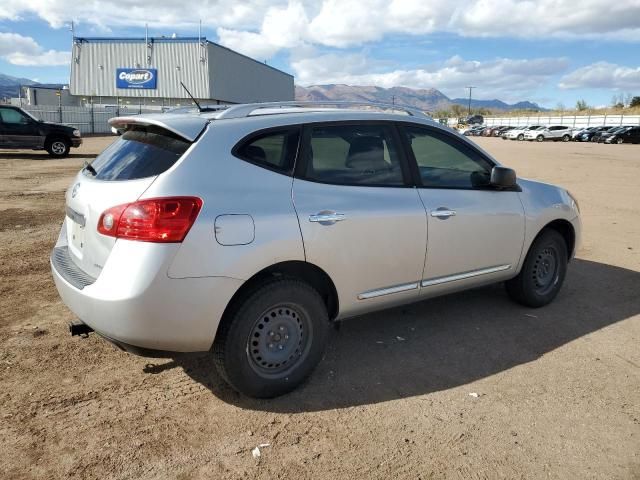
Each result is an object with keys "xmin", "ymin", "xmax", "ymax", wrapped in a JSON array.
[{"xmin": 0, "ymin": 105, "xmax": 82, "ymax": 157}]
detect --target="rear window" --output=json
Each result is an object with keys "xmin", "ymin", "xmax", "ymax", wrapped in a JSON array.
[{"xmin": 85, "ymin": 125, "xmax": 190, "ymax": 181}]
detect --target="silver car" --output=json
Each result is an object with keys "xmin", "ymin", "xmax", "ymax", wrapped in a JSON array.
[{"xmin": 51, "ymin": 102, "xmax": 582, "ymax": 398}]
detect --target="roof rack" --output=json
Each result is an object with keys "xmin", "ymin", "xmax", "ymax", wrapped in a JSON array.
[{"xmin": 213, "ymin": 101, "xmax": 430, "ymax": 120}]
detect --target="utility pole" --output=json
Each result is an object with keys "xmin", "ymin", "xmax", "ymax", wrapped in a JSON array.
[
  {"xmin": 466, "ymin": 86, "xmax": 475, "ymax": 116},
  {"xmin": 391, "ymin": 95, "xmax": 395, "ymax": 105}
]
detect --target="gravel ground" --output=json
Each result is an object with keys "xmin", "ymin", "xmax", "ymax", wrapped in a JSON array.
[{"xmin": 0, "ymin": 136, "xmax": 638, "ymax": 479}]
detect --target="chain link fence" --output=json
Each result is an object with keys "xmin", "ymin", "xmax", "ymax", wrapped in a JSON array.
[{"xmin": 21, "ymin": 105, "xmax": 163, "ymax": 135}]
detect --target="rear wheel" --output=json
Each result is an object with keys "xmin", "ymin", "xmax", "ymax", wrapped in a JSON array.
[
  {"xmin": 536, "ymin": 135, "xmax": 544, "ymax": 142},
  {"xmin": 506, "ymin": 229, "xmax": 568, "ymax": 308},
  {"xmin": 517, "ymin": 134, "xmax": 524, "ymax": 141},
  {"xmin": 213, "ymin": 278, "xmax": 330, "ymax": 398},
  {"xmin": 46, "ymin": 137, "xmax": 70, "ymax": 157},
  {"xmin": 562, "ymin": 134, "xmax": 570, "ymax": 142},
  {"xmin": 616, "ymin": 137, "xmax": 623, "ymax": 144}
]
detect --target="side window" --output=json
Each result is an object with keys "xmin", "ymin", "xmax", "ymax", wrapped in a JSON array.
[
  {"xmin": 0, "ymin": 108, "xmax": 28, "ymax": 125},
  {"xmin": 234, "ymin": 128, "xmax": 300, "ymax": 173},
  {"xmin": 402, "ymin": 126, "xmax": 493, "ymax": 189},
  {"xmin": 301, "ymin": 124, "xmax": 404, "ymax": 186}
]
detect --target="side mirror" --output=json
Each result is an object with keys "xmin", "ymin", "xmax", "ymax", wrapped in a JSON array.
[{"xmin": 490, "ymin": 166, "xmax": 517, "ymax": 189}]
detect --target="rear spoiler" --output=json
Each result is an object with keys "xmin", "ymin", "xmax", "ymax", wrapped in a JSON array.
[{"xmin": 109, "ymin": 114, "xmax": 209, "ymax": 142}]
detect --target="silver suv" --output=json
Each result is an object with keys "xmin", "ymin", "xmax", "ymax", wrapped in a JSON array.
[{"xmin": 51, "ymin": 102, "xmax": 581, "ymax": 398}]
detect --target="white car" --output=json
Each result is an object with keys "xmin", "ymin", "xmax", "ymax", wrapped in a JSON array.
[
  {"xmin": 504, "ymin": 125, "xmax": 544, "ymax": 141},
  {"xmin": 524, "ymin": 125, "xmax": 572, "ymax": 142},
  {"xmin": 51, "ymin": 101, "xmax": 582, "ymax": 398}
]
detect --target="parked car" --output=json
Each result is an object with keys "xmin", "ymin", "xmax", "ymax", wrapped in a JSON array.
[
  {"xmin": 483, "ymin": 126, "xmax": 503, "ymax": 136},
  {"xmin": 0, "ymin": 105, "xmax": 82, "ymax": 157},
  {"xmin": 590, "ymin": 126, "xmax": 619, "ymax": 143},
  {"xmin": 577, "ymin": 126, "xmax": 611, "ymax": 142},
  {"xmin": 461, "ymin": 114, "xmax": 484, "ymax": 125},
  {"xmin": 462, "ymin": 125, "xmax": 485, "ymax": 136},
  {"xmin": 524, "ymin": 125, "xmax": 572, "ymax": 142},
  {"xmin": 51, "ymin": 102, "xmax": 581, "ymax": 398},
  {"xmin": 504, "ymin": 125, "xmax": 544, "ymax": 141},
  {"xmin": 571, "ymin": 126, "xmax": 595, "ymax": 140},
  {"xmin": 604, "ymin": 125, "xmax": 640, "ymax": 144},
  {"xmin": 597, "ymin": 126, "xmax": 629, "ymax": 143},
  {"xmin": 497, "ymin": 126, "xmax": 517, "ymax": 138}
]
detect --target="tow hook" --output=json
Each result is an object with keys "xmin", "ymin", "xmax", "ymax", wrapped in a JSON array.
[{"xmin": 69, "ymin": 321, "xmax": 94, "ymax": 338}]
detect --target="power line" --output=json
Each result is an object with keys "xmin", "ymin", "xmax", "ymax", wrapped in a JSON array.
[{"xmin": 466, "ymin": 86, "xmax": 475, "ymax": 116}]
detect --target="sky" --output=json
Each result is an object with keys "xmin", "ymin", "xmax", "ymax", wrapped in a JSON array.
[{"xmin": 0, "ymin": 0, "xmax": 639, "ymax": 108}]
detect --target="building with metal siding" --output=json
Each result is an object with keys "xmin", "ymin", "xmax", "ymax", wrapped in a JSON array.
[{"xmin": 70, "ymin": 37, "xmax": 293, "ymax": 107}]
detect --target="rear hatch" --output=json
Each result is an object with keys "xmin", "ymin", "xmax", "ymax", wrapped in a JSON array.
[{"xmin": 64, "ymin": 116, "xmax": 207, "ymax": 279}]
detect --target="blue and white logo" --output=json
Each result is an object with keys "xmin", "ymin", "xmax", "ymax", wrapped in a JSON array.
[{"xmin": 116, "ymin": 68, "xmax": 157, "ymax": 89}]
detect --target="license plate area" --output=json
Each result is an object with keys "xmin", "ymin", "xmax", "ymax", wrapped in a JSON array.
[{"xmin": 66, "ymin": 206, "xmax": 86, "ymax": 259}]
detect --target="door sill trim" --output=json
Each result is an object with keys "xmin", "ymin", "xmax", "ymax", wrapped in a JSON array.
[
  {"xmin": 421, "ymin": 264, "xmax": 511, "ymax": 287},
  {"xmin": 358, "ymin": 282, "xmax": 419, "ymax": 300}
]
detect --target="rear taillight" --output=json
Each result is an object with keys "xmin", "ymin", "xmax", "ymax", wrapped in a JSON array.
[{"xmin": 98, "ymin": 197, "xmax": 203, "ymax": 243}]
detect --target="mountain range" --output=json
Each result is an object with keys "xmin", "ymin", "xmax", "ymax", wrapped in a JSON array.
[
  {"xmin": 295, "ymin": 84, "xmax": 544, "ymax": 112},
  {"xmin": 0, "ymin": 73, "xmax": 66, "ymax": 100}
]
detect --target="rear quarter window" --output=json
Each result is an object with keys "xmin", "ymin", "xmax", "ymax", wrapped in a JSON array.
[{"xmin": 86, "ymin": 125, "xmax": 190, "ymax": 181}]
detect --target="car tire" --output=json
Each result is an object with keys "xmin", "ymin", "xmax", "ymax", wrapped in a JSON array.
[
  {"xmin": 45, "ymin": 137, "xmax": 71, "ymax": 158},
  {"xmin": 505, "ymin": 229, "xmax": 568, "ymax": 308},
  {"xmin": 517, "ymin": 134, "xmax": 524, "ymax": 141},
  {"xmin": 536, "ymin": 135, "xmax": 544, "ymax": 142},
  {"xmin": 213, "ymin": 278, "xmax": 330, "ymax": 398},
  {"xmin": 562, "ymin": 134, "xmax": 570, "ymax": 142},
  {"xmin": 616, "ymin": 137, "xmax": 623, "ymax": 144}
]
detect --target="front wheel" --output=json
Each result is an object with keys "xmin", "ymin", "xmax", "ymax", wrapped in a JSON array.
[
  {"xmin": 506, "ymin": 229, "xmax": 568, "ymax": 308},
  {"xmin": 213, "ymin": 278, "xmax": 330, "ymax": 398},
  {"xmin": 517, "ymin": 134, "xmax": 524, "ymax": 141},
  {"xmin": 616, "ymin": 137, "xmax": 623, "ymax": 144},
  {"xmin": 536, "ymin": 135, "xmax": 544, "ymax": 142},
  {"xmin": 562, "ymin": 134, "xmax": 570, "ymax": 142},
  {"xmin": 45, "ymin": 137, "xmax": 71, "ymax": 157}
]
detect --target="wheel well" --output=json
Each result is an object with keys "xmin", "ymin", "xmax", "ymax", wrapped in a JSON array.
[
  {"xmin": 222, "ymin": 261, "xmax": 339, "ymax": 323},
  {"xmin": 541, "ymin": 219, "xmax": 575, "ymax": 260},
  {"xmin": 45, "ymin": 134, "xmax": 69, "ymax": 145}
]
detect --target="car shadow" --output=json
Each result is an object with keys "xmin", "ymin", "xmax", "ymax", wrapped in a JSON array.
[
  {"xmin": 166, "ymin": 258, "xmax": 640, "ymax": 412},
  {"xmin": 0, "ymin": 152, "xmax": 93, "ymax": 160}
]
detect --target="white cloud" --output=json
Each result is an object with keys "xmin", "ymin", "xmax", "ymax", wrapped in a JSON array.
[
  {"xmin": 559, "ymin": 62, "xmax": 640, "ymax": 90},
  {"xmin": 292, "ymin": 52, "xmax": 569, "ymax": 101},
  {"xmin": 2, "ymin": 0, "xmax": 639, "ymax": 58},
  {"xmin": 0, "ymin": 32, "xmax": 69, "ymax": 66}
]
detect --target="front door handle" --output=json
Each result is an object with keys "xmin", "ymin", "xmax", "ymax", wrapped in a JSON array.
[
  {"xmin": 309, "ymin": 212, "xmax": 346, "ymax": 224},
  {"xmin": 431, "ymin": 208, "xmax": 456, "ymax": 219}
]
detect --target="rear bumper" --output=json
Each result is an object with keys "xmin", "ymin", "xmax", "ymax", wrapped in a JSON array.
[{"xmin": 51, "ymin": 241, "xmax": 243, "ymax": 352}]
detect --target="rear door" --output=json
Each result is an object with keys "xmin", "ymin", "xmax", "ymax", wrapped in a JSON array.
[
  {"xmin": 64, "ymin": 124, "xmax": 197, "ymax": 278},
  {"xmin": 398, "ymin": 124, "xmax": 525, "ymax": 297},
  {"xmin": 0, "ymin": 107, "xmax": 41, "ymax": 147},
  {"xmin": 292, "ymin": 121, "xmax": 427, "ymax": 318}
]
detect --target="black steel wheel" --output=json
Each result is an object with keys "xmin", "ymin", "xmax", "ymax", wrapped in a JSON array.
[
  {"xmin": 506, "ymin": 229, "xmax": 568, "ymax": 308},
  {"xmin": 46, "ymin": 137, "xmax": 70, "ymax": 157},
  {"xmin": 213, "ymin": 278, "xmax": 330, "ymax": 398}
]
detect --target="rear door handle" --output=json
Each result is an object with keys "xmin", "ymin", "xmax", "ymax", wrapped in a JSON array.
[
  {"xmin": 309, "ymin": 212, "xmax": 346, "ymax": 224},
  {"xmin": 430, "ymin": 208, "xmax": 456, "ymax": 219}
]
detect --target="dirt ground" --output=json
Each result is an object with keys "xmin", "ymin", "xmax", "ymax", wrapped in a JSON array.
[{"xmin": 0, "ymin": 136, "xmax": 638, "ymax": 480}]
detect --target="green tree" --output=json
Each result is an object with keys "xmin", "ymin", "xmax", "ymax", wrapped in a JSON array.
[
  {"xmin": 575, "ymin": 99, "xmax": 589, "ymax": 111},
  {"xmin": 630, "ymin": 96, "xmax": 640, "ymax": 108}
]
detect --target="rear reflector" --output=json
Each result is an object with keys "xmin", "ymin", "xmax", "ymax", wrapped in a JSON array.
[{"xmin": 98, "ymin": 197, "xmax": 203, "ymax": 243}]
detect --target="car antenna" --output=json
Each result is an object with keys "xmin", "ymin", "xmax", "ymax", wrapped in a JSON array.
[{"xmin": 180, "ymin": 81, "xmax": 202, "ymax": 112}]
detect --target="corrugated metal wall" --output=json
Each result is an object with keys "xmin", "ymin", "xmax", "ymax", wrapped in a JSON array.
[
  {"xmin": 208, "ymin": 43, "xmax": 294, "ymax": 103},
  {"xmin": 71, "ymin": 39, "xmax": 210, "ymax": 99},
  {"xmin": 70, "ymin": 38, "xmax": 295, "ymax": 103}
]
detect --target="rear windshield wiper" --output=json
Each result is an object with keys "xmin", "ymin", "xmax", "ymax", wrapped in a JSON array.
[{"xmin": 83, "ymin": 161, "xmax": 97, "ymax": 177}]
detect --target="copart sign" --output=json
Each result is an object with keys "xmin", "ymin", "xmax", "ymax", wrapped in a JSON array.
[{"xmin": 116, "ymin": 68, "xmax": 157, "ymax": 89}]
